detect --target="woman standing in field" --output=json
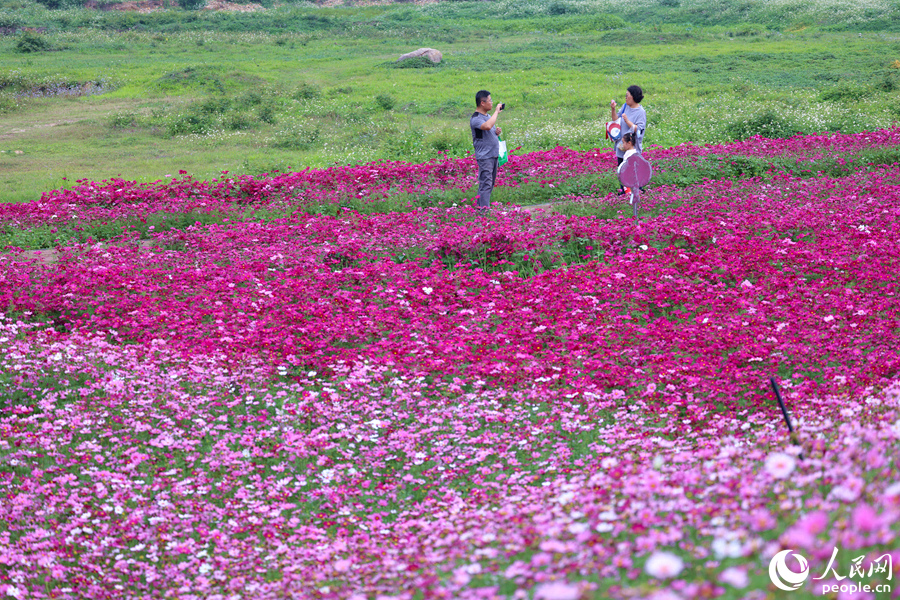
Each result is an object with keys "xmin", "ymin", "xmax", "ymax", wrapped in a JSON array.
[{"xmin": 610, "ymin": 85, "xmax": 646, "ymax": 192}]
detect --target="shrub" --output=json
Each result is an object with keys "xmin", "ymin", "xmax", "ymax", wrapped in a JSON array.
[
  {"xmin": 270, "ymin": 122, "xmax": 320, "ymax": 150},
  {"xmin": 0, "ymin": 95, "xmax": 20, "ymax": 115},
  {"xmin": 257, "ymin": 104, "xmax": 277, "ymax": 124},
  {"xmin": 818, "ymin": 83, "xmax": 865, "ymax": 102},
  {"xmin": 391, "ymin": 56, "xmax": 438, "ymax": 69},
  {"xmin": 426, "ymin": 130, "xmax": 467, "ymax": 155},
  {"xmin": 292, "ymin": 82, "xmax": 320, "ymax": 100},
  {"xmin": 547, "ymin": 2, "xmax": 570, "ymax": 16},
  {"xmin": 15, "ymin": 31, "xmax": 50, "ymax": 53},
  {"xmin": 195, "ymin": 97, "xmax": 232, "ymax": 115},
  {"xmin": 108, "ymin": 111, "xmax": 140, "ymax": 129},
  {"xmin": 235, "ymin": 90, "xmax": 264, "ymax": 107},
  {"xmin": 167, "ymin": 113, "xmax": 215, "ymax": 136},
  {"xmin": 226, "ymin": 112, "xmax": 256, "ymax": 131},
  {"xmin": 0, "ymin": 9, "xmax": 22, "ymax": 28},
  {"xmin": 177, "ymin": 0, "xmax": 205, "ymax": 10},
  {"xmin": 375, "ymin": 94, "xmax": 396, "ymax": 111},
  {"xmin": 723, "ymin": 110, "xmax": 800, "ymax": 141},
  {"xmin": 877, "ymin": 71, "xmax": 899, "ymax": 92},
  {"xmin": 734, "ymin": 23, "xmax": 766, "ymax": 36}
]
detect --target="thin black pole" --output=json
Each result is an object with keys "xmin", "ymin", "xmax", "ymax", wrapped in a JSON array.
[{"xmin": 770, "ymin": 377, "xmax": 804, "ymax": 460}]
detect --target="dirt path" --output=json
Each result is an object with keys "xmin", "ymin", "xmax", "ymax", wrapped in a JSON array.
[
  {"xmin": 516, "ymin": 201, "xmax": 573, "ymax": 213},
  {"xmin": 0, "ymin": 120, "xmax": 79, "ymax": 141},
  {"xmin": 10, "ymin": 241, "xmax": 155, "ymax": 266}
]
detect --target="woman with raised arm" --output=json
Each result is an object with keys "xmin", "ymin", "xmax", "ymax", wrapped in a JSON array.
[{"xmin": 610, "ymin": 85, "xmax": 646, "ymax": 193}]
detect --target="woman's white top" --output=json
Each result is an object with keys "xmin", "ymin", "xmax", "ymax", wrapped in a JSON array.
[{"xmin": 617, "ymin": 148, "xmax": 638, "ymax": 172}]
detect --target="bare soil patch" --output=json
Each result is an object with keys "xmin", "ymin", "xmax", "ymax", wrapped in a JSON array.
[
  {"xmin": 11, "ymin": 241, "xmax": 155, "ymax": 266},
  {"xmin": 0, "ymin": 120, "xmax": 79, "ymax": 142},
  {"xmin": 203, "ymin": 0, "xmax": 265, "ymax": 11},
  {"xmin": 85, "ymin": 0, "xmax": 165, "ymax": 12}
]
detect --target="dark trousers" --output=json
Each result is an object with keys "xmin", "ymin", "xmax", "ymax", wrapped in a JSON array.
[
  {"xmin": 476, "ymin": 157, "xmax": 499, "ymax": 208},
  {"xmin": 616, "ymin": 156, "xmax": 624, "ymax": 193}
]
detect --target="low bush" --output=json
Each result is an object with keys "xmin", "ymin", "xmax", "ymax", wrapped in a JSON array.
[
  {"xmin": 374, "ymin": 93, "xmax": 396, "ymax": 111},
  {"xmin": 167, "ymin": 112, "xmax": 215, "ymax": 136},
  {"xmin": 818, "ymin": 83, "xmax": 865, "ymax": 102},
  {"xmin": 390, "ymin": 56, "xmax": 438, "ymax": 69},
  {"xmin": 292, "ymin": 82, "xmax": 321, "ymax": 100},
  {"xmin": 14, "ymin": 30, "xmax": 50, "ymax": 53},
  {"xmin": 269, "ymin": 121, "xmax": 320, "ymax": 150},
  {"xmin": 177, "ymin": 0, "xmax": 205, "ymax": 10},
  {"xmin": 108, "ymin": 111, "xmax": 140, "ymax": 129},
  {"xmin": 723, "ymin": 110, "xmax": 801, "ymax": 141}
]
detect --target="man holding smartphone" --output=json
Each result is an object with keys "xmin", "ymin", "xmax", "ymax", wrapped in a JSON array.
[{"xmin": 470, "ymin": 90, "xmax": 504, "ymax": 211}]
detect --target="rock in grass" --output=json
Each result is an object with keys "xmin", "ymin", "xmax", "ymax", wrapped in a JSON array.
[{"xmin": 397, "ymin": 48, "xmax": 442, "ymax": 64}]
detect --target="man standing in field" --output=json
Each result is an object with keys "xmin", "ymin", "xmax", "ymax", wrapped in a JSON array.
[{"xmin": 470, "ymin": 90, "xmax": 504, "ymax": 212}]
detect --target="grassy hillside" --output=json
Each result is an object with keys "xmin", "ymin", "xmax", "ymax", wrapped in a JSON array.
[{"xmin": 1, "ymin": 0, "xmax": 899, "ymax": 202}]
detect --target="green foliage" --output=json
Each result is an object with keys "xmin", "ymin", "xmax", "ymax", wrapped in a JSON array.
[
  {"xmin": 270, "ymin": 121, "xmax": 320, "ymax": 150},
  {"xmin": 546, "ymin": 2, "xmax": 570, "ymax": 16},
  {"xmin": 225, "ymin": 111, "xmax": 255, "ymax": 130},
  {"xmin": 857, "ymin": 146, "xmax": 900, "ymax": 168},
  {"xmin": 152, "ymin": 66, "xmax": 266, "ymax": 95},
  {"xmin": 723, "ymin": 110, "xmax": 800, "ymax": 141},
  {"xmin": 425, "ymin": 129, "xmax": 467, "ymax": 155},
  {"xmin": 108, "ymin": 111, "xmax": 140, "ymax": 129},
  {"xmin": 374, "ymin": 93, "xmax": 396, "ymax": 111},
  {"xmin": 167, "ymin": 112, "xmax": 215, "ymax": 135},
  {"xmin": 0, "ymin": 211, "xmax": 230, "ymax": 250},
  {"xmin": 14, "ymin": 30, "xmax": 50, "ymax": 53},
  {"xmin": 292, "ymin": 82, "xmax": 320, "ymax": 100},
  {"xmin": 390, "ymin": 56, "xmax": 438, "ymax": 69},
  {"xmin": 0, "ymin": 94, "xmax": 21, "ymax": 115},
  {"xmin": 257, "ymin": 103, "xmax": 277, "ymax": 124},
  {"xmin": 878, "ymin": 70, "xmax": 900, "ymax": 92},
  {"xmin": 4, "ymin": 0, "xmax": 897, "ymax": 35},
  {"xmin": 0, "ymin": 8, "xmax": 22, "ymax": 27},
  {"xmin": 818, "ymin": 83, "xmax": 865, "ymax": 102},
  {"xmin": 733, "ymin": 23, "xmax": 767, "ymax": 37},
  {"xmin": 177, "ymin": 0, "xmax": 205, "ymax": 10}
]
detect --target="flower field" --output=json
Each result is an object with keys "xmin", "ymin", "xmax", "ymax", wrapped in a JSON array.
[{"xmin": 1, "ymin": 129, "xmax": 899, "ymax": 599}]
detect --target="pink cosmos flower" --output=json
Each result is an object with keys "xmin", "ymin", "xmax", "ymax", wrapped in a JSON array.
[
  {"xmin": 334, "ymin": 558, "xmax": 352, "ymax": 573},
  {"xmin": 534, "ymin": 581, "xmax": 581, "ymax": 600},
  {"xmin": 764, "ymin": 452, "xmax": 796, "ymax": 479},
  {"xmin": 719, "ymin": 566, "xmax": 749, "ymax": 588},
  {"xmin": 644, "ymin": 551, "xmax": 685, "ymax": 579},
  {"xmin": 830, "ymin": 476, "xmax": 865, "ymax": 503},
  {"xmin": 796, "ymin": 511, "xmax": 828, "ymax": 535},
  {"xmin": 850, "ymin": 504, "xmax": 879, "ymax": 532}
]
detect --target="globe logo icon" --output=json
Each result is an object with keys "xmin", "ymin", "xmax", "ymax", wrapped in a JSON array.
[{"xmin": 769, "ymin": 549, "xmax": 810, "ymax": 591}]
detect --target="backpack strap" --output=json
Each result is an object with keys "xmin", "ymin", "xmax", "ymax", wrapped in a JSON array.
[{"xmin": 471, "ymin": 112, "xmax": 484, "ymax": 139}]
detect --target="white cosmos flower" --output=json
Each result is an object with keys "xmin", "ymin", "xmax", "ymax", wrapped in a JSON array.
[
  {"xmin": 884, "ymin": 481, "xmax": 900, "ymax": 498},
  {"xmin": 645, "ymin": 551, "xmax": 684, "ymax": 579},
  {"xmin": 764, "ymin": 452, "xmax": 796, "ymax": 479},
  {"xmin": 712, "ymin": 536, "xmax": 743, "ymax": 559}
]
